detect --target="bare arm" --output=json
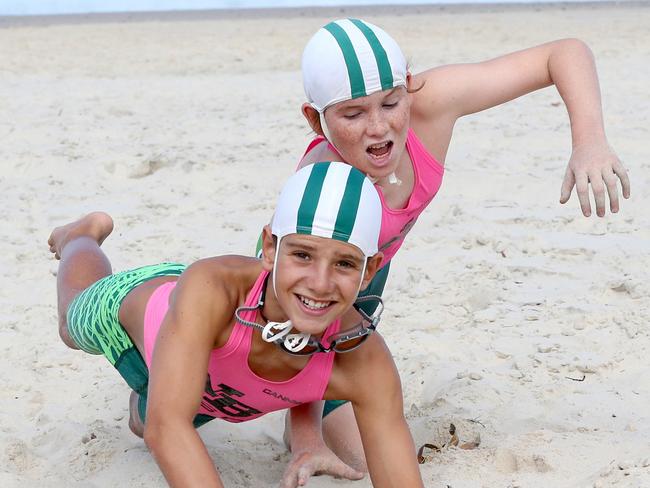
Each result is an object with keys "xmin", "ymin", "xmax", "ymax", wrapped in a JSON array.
[
  {"xmin": 415, "ymin": 39, "xmax": 598, "ymax": 123},
  {"xmin": 412, "ymin": 38, "xmax": 630, "ymax": 216},
  {"xmin": 144, "ymin": 261, "xmax": 232, "ymax": 487},
  {"xmin": 341, "ymin": 334, "xmax": 423, "ymax": 488}
]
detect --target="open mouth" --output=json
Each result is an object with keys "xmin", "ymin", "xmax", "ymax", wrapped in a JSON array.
[
  {"xmin": 298, "ymin": 294, "xmax": 333, "ymax": 312},
  {"xmin": 366, "ymin": 141, "xmax": 393, "ymax": 159}
]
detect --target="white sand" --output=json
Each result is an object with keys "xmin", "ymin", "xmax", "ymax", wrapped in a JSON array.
[{"xmin": 1, "ymin": 3, "xmax": 649, "ymax": 487}]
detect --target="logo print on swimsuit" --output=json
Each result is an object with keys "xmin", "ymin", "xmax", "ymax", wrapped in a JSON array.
[
  {"xmin": 379, "ymin": 217, "xmax": 416, "ymax": 252},
  {"xmin": 262, "ymin": 388, "xmax": 301, "ymax": 405},
  {"xmin": 201, "ymin": 376, "xmax": 261, "ymax": 422}
]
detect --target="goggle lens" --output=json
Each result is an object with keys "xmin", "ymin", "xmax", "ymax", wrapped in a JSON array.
[{"xmin": 332, "ymin": 334, "xmax": 369, "ymax": 352}]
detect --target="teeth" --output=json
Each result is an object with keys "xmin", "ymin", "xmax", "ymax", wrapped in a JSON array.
[
  {"xmin": 368, "ymin": 142, "xmax": 389, "ymax": 150},
  {"xmin": 299, "ymin": 296, "xmax": 331, "ymax": 309}
]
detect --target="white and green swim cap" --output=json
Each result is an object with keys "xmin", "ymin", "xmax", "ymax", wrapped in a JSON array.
[
  {"xmin": 302, "ymin": 18, "xmax": 407, "ymax": 113},
  {"xmin": 272, "ymin": 161, "xmax": 382, "ymax": 257}
]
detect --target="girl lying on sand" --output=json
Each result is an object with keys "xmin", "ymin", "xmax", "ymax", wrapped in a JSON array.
[{"xmin": 49, "ymin": 162, "xmax": 422, "ymax": 487}]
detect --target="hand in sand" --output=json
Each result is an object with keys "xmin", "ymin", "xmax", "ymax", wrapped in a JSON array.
[
  {"xmin": 560, "ymin": 142, "xmax": 630, "ymax": 217},
  {"xmin": 280, "ymin": 445, "xmax": 364, "ymax": 487}
]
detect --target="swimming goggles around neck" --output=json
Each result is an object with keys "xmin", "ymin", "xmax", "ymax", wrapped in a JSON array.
[{"xmin": 234, "ymin": 276, "xmax": 384, "ymax": 356}]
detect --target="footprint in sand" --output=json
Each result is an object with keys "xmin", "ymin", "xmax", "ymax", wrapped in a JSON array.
[
  {"xmin": 67, "ymin": 420, "xmax": 119, "ymax": 481},
  {"xmin": 4, "ymin": 439, "xmax": 35, "ymax": 473}
]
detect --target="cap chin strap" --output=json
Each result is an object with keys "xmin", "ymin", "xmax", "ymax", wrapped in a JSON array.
[
  {"xmin": 357, "ymin": 256, "xmax": 368, "ymax": 295},
  {"xmin": 318, "ymin": 110, "xmax": 336, "ymax": 149},
  {"xmin": 269, "ymin": 236, "xmax": 312, "ymax": 352}
]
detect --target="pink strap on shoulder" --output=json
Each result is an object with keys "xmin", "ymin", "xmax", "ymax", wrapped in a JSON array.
[
  {"xmin": 211, "ymin": 270, "xmax": 270, "ymax": 358},
  {"xmin": 303, "ymin": 136, "xmax": 326, "ymax": 158},
  {"xmin": 299, "ymin": 137, "xmax": 342, "ymax": 170}
]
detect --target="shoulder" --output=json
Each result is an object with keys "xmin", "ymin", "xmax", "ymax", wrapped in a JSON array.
[
  {"xmin": 299, "ymin": 139, "xmax": 341, "ymax": 168},
  {"xmin": 327, "ymin": 332, "xmax": 400, "ymax": 404},
  {"xmin": 409, "ymin": 65, "xmax": 469, "ymax": 122},
  {"xmin": 183, "ymin": 255, "xmax": 260, "ymax": 285},
  {"xmin": 173, "ymin": 255, "xmax": 262, "ymax": 324}
]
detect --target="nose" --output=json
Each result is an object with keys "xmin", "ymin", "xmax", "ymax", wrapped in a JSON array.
[
  {"xmin": 306, "ymin": 261, "xmax": 334, "ymax": 296},
  {"xmin": 365, "ymin": 107, "xmax": 389, "ymax": 138}
]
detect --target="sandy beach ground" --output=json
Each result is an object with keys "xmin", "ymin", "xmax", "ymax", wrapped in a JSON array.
[{"xmin": 1, "ymin": 3, "xmax": 649, "ymax": 487}]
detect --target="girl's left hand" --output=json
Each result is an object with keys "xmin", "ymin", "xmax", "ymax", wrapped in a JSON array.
[
  {"xmin": 280, "ymin": 446, "xmax": 364, "ymax": 488},
  {"xmin": 560, "ymin": 142, "xmax": 630, "ymax": 217}
]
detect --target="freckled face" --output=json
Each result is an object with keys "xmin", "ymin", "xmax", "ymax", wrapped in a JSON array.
[
  {"xmin": 324, "ymin": 87, "xmax": 410, "ymax": 179},
  {"xmin": 273, "ymin": 234, "xmax": 366, "ymax": 336}
]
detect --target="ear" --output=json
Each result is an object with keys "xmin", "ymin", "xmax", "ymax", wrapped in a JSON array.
[
  {"xmin": 260, "ymin": 225, "xmax": 276, "ymax": 271},
  {"xmin": 359, "ymin": 252, "xmax": 384, "ymax": 291},
  {"xmin": 301, "ymin": 103, "xmax": 324, "ymax": 136},
  {"xmin": 405, "ymin": 71, "xmax": 413, "ymax": 89}
]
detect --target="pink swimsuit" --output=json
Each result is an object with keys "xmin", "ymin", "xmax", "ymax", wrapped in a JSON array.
[
  {"xmin": 304, "ymin": 128, "xmax": 444, "ymax": 265},
  {"xmin": 143, "ymin": 271, "xmax": 339, "ymax": 423}
]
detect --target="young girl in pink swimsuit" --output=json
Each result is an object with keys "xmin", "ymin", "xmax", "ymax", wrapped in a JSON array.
[
  {"xmin": 49, "ymin": 162, "xmax": 424, "ymax": 488},
  {"xmin": 283, "ymin": 18, "xmax": 632, "ymax": 483}
]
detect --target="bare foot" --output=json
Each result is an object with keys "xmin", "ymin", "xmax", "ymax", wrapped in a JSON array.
[
  {"xmin": 48, "ymin": 212, "xmax": 114, "ymax": 259},
  {"xmin": 129, "ymin": 391, "xmax": 145, "ymax": 438}
]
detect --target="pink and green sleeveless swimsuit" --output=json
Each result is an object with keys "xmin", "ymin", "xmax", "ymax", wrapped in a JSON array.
[{"xmin": 143, "ymin": 270, "xmax": 340, "ymax": 424}]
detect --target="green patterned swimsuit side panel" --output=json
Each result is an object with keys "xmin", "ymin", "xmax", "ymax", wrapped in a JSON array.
[{"xmin": 66, "ymin": 262, "xmax": 186, "ymax": 399}]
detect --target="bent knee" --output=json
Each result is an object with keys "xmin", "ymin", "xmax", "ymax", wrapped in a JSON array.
[
  {"xmin": 58, "ymin": 320, "xmax": 79, "ymax": 349},
  {"xmin": 129, "ymin": 391, "xmax": 145, "ymax": 438},
  {"xmin": 129, "ymin": 416, "xmax": 145, "ymax": 438}
]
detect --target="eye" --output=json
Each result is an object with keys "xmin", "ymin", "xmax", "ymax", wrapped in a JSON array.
[
  {"xmin": 292, "ymin": 251, "xmax": 310, "ymax": 261},
  {"xmin": 343, "ymin": 112, "xmax": 362, "ymax": 120},
  {"xmin": 336, "ymin": 260, "xmax": 357, "ymax": 269},
  {"xmin": 383, "ymin": 101, "xmax": 398, "ymax": 109}
]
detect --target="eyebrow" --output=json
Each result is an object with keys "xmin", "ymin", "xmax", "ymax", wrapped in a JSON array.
[
  {"xmin": 335, "ymin": 251, "xmax": 365, "ymax": 263},
  {"xmin": 283, "ymin": 241, "xmax": 364, "ymax": 263},
  {"xmin": 283, "ymin": 241, "xmax": 317, "ymax": 252}
]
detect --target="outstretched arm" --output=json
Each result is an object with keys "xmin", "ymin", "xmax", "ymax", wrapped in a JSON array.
[
  {"xmin": 547, "ymin": 40, "xmax": 630, "ymax": 216},
  {"xmin": 412, "ymin": 38, "xmax": 630, "ymax": 217}
]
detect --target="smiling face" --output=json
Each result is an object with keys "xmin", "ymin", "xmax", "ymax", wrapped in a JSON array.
[
  {"xmin": 261, "ymin": 230, "xmax": 380, "ymax": 336},
  {"xmin": 321, "ymin": 86, "xmax": 411, "ymax": 180}
]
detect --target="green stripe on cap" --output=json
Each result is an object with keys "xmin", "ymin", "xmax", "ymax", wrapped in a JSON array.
[
  {"xmin": 324, "ymin": 22, "xmax": 366, "ymax": 99},
  {"xmin": 296, "ymin": 162, "xmax": 330, "ymax": 234},
  {"xmin": 333, "ymin": 167, "xmax": 364, "ymax": 242},
  {"xmin": 349, "ymin": 18, "xmax": 394, "ymax": 90}
]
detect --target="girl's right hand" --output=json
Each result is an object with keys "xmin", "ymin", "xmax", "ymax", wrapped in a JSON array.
[
  {"xmin": 280, "ymin": 447, "xmax": 364, "ymax": 488},
  {"xmin": 560, "ymin": 142, "xmax": 630, "ymax": 217}
]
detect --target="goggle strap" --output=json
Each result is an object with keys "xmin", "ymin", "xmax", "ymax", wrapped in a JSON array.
[{"xmin": 352, "ymin": 294, "xmax": 384, "ymax": 328}]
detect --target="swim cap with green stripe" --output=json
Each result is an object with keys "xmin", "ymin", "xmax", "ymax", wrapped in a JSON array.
[
  {"xmin": 302, "ymin": 18, "xmax": 407, "ymax": 113},
  {"xmin": 272, "ymin": 162, "xmax": 382, "ymax": 257}
]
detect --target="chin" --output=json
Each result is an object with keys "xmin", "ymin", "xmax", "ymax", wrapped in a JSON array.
[
  {"xmin": 291, "ymin": 311, "xmax": 340, "ymax": 336},
  {"xmin": 291, "ymin": 321, "xmax": 329, "ymax": 337}
]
